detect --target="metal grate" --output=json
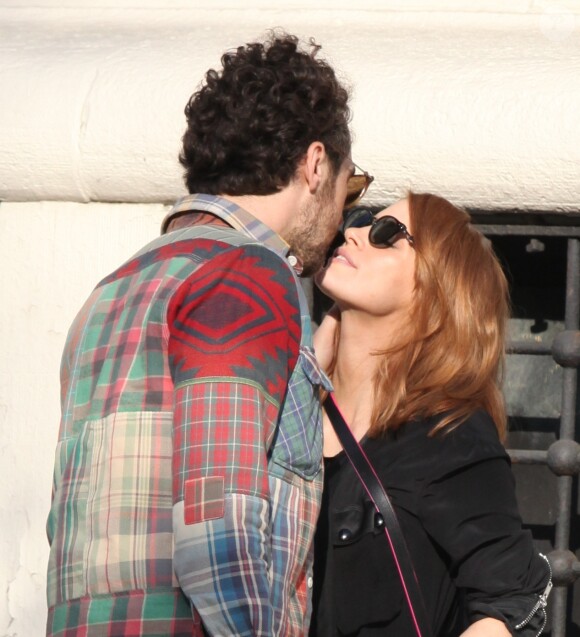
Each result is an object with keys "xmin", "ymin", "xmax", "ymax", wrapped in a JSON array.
[{"xmin": 474, "ymin": 218, "xmax": 579, "ymax": 637}]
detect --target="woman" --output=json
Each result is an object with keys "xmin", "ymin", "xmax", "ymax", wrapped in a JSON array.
[{"xmin": 310, "ymin": 193, "xmax": 551, "ymax": 636}]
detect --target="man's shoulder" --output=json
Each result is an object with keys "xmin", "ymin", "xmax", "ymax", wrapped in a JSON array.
[
  {"xmin": 158, "ymin": 224, "xmax": 257, "ymax": 248},
  {"xmin": 98, "ymin": 226, "xmax": 293, "ymax": 291}
]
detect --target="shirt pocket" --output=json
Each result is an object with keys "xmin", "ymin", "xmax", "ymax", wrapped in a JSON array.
[
  {"xmin": 269, "ymin": 346, "xmax": 331, "ymax": 481},
  {"xmin": 332, "ymin": 502, "xmax": 404, "ymax": 633}
]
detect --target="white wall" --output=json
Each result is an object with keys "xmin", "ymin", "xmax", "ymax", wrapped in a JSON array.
[
  {"xmin": 1, "ymin": 1, "xmax": 579, "ymax": 635},
  {"xmin": 0, "ymin": 203, "xmax": 165, "ymax": 637},
  {"xmin": 2, "ymin": 2, "xmax": 580, "ymax": 210}
]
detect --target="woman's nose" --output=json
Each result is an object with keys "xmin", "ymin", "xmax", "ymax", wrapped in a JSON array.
[{"xmin": 344, "ymin": 225, "xmax": 368, "ymax": 245}]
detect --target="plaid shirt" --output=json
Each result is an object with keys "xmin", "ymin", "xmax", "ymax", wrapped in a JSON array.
[{"xmin": 46, "ymin": 194, "xmax": 331, "ymax": 636}]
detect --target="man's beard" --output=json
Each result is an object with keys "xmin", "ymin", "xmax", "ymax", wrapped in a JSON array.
[{"xmin": 286, "ymin": 179, "xmax": 339, "ymax": 277}]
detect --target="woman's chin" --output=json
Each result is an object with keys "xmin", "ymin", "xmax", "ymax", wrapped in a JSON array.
[{"xmin": 313, "ymin": 266, "xmax": 328, "ymax": 289}]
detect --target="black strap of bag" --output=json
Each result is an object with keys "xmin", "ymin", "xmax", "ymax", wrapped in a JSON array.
[{"xmin": 323, "ymin": 393, "xmax": 434, "ymax": 637}]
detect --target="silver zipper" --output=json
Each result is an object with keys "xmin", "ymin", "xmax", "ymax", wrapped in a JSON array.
[{"xmin": 515, "ymin": 553, "xmax": 553, "ymax": 636}]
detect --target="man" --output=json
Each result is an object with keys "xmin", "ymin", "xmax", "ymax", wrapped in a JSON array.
[{"xmin": 46, "ymin": 32, "xmax": 371, "ymax": 636}]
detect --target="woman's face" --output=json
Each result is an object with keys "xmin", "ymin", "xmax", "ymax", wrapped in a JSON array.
[{"xmin": 316, "ymin": 198, "xmax": 416, "ymax": 319}]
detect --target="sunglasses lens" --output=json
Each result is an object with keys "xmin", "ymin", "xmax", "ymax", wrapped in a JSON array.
[
  {"xmin": 369, "ymin": 217, "xmax": 400, "ymax": 246},
  {"xmin": 342, "ymin": 208, "xmax": 374, "ymax": 233},
  {"xmin": 345, "ymin": 174, "xmax": 369, "ymax": 207}
]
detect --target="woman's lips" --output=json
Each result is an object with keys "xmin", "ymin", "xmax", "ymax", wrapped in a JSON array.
[{"xmin": 332, "ymin": 247, "xmax": 355, "ymax": 267}]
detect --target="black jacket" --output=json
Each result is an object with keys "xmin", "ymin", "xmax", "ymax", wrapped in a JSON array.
[{"xmin": 310, "ymin": 411, "xmax": 550, "ymax": 636}]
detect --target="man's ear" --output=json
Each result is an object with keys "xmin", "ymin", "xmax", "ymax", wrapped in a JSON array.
[{"xmin": 302, "ymin": 141, "xmax": 328, "ymax": 195}]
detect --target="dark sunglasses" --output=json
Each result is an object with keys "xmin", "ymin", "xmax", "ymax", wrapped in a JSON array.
[
  {"xmin": 344, "ymin": 164, "xmax": 374, "ymax": 209},
  {"xmin": 341, "ymin": 206, "xmax": 415, "ymax": 248}
]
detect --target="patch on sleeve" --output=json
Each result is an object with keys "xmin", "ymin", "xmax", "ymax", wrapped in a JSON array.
[{"xmin": 184, "ymin": 476, "xmax": 225, "ymax": 524}]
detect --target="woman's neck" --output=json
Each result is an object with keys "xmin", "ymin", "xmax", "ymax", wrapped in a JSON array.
[
  {"xmin": 322, "ymin": 308, "xmax": 407, "ymax": 456},
  {"xmin": 329, "ymin": 309, "xmax": 401, "ymax": 439}
]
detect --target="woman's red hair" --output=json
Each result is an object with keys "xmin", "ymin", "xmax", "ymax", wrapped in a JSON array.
[{"xmin": 370, "ymin": 192, "xmax": 509, "ymax": 439}]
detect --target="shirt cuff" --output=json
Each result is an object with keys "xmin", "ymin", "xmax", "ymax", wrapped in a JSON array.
[{"xmin": 468, "ymin": 591, "xmax": 549, "ymax": 636}]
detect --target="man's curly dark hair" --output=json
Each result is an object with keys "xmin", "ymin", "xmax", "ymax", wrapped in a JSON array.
[{"xmin": 179, "ymin": 32, "xmax": 352, "ymax": 195}]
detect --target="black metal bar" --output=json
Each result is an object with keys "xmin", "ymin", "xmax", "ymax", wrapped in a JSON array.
[
  {"xmin": 508, "ymin": 449, "xmax": 547, "ymax": 464},
  {"xmin": 565, "ymin": 239, "xmax": 580, "ymax": 328},
  {"xmin": 552, "ymin": 238, "xmax": 580, "ymax": 637},
  {"xmin": 553, "ymin": 587, "xmax": 568, "ymax": 637},
  {"xmin": 477, "ymin": 225, "xmax": 580, "ymax": 237},
  {"xmin": 506, "ymin": 341, "xmax": 551, "ymax": 355}
]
